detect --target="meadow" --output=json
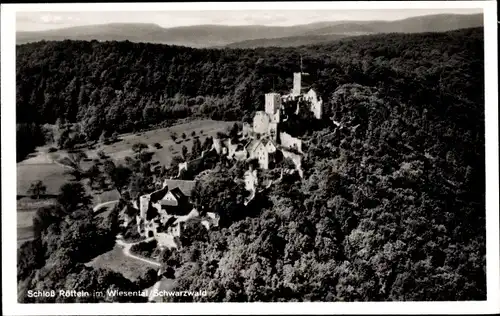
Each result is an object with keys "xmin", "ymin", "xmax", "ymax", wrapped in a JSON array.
[
  {"xmin": 85, "ymin": 244, "xmax": 157, "ymax": 281},
  {"xmin": 85, "ymin": 119, "xmax": 234, "ymax": 165}
]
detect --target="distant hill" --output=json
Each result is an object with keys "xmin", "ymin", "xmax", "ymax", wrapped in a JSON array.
[
  {"xmin": 17, "ymin": 13, "xmax": 483, "ymax": 48},
  {"xmin": 224, "ymin": 34, "xmax": 352, "ymax": 49},
  {"xmin": 304, "ymin": 13, "xmax": 484, "ymax": 35},
  {"xmin": 225, "ymin": 13, "xmax": 483, "ymax": 48},
  {"xmin": 17, "ymin": 22, "xmax": 327, "ymax": 47}
]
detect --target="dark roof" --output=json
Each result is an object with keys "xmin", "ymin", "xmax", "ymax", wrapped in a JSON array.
[
  {"xmin": 245, "ymin": 139, "xmax": 261, "ymax": 153},
  {"xmin": 236, "ymin": 143, "xmax": 245, "ymax": 151},
  {"xmin": 149, "ymin": 186, "xmax": 169, "ymax": 203},
  {"xmin": 162, "ymin": 204, "xmax": 192, "ymax": 216},
  {"xmin": 169, "ymin": 187, "xmax": 186, "ymax": 201},
  {"xmin": 164, "ymin": 216, "xmax": 177, "ymax": 227},
  {"xmin": 162, "ymin": 180, "xmax": 196, "ymax": 197},
  {"xmin": 146, "ymin": 205, "xmax": 159, "ymax": 221}
]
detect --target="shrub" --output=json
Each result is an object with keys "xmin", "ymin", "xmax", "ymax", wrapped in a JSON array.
[
  {"xmin": 132, "ymin": 142, "xmax": 148, "ymax": 153},
  {"xmin": 97, "ymin": 150, "xmax": 107, "ymax": 160},
  {"xmin": 28, "ymin": 180, "xmax": 47, "ymax": 199},
  {"xmin": 130, "ymin": 239, "xmax": 158, "ymax": 259}
]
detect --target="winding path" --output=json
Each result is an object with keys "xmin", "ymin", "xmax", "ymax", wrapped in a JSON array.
[
  {"xmin": 93, "ymin": 200, "xmax": 119, "ymax": 213},
  {"xmin": 116, "ymin": 237, "xmax": 161, "ymax": 267}
]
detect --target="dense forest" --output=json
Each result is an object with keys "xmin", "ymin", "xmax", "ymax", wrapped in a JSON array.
[{"xmin": 17, "ymin": 27, "xmax": 485, "ymax": 302}]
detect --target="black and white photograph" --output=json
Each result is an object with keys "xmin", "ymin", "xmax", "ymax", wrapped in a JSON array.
[{"xmin": 1, "ymin": 1, "xmax": 499, "ymax": 315}]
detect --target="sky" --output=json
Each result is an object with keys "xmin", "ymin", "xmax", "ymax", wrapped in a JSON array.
[{"xmin": 16, "ymin": 8, "xmax": 483, "ymax": 32}]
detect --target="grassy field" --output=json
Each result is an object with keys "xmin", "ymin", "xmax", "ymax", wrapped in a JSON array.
[
  {"xmin": 85, "ymin": 244, "xmax": 157, "ymax": 281},
  {"xmin": 17, "ymin": 163, "xmax": 71, "ymax": 196},
  {"xmin": 17, "ymin": 197, "xmax": 57, "ymax": 244},
  {"xmin": 86, "ymin": 119, "xmax": 234, "ymax": 166}
]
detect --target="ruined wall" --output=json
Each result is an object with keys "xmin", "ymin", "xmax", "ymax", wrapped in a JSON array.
[
  {"xmin": 253, "ymin": 111, "xmax": 270, "ymax": 135},
  {"xmin": 293, "ymin": 72, "xmax": 302, "ymax": 95},
  {"xmin": 282, "ymin": 149, "xmax": 303, "ymax": 178},
  {"xmin": 244, "ymin": 169, "xmax": 258, "ymax": 192},
  {"xmin": 212, "ymin": 137, "xmax": 222, "ymax": 154},
  {"xmin": 265, "ymin": 93, "xmax": 281, "ymax": 119},
  {"xmin": 268, "ymin": 122, "xmax": 278, "ymax": 142},
  {"xmin": 139, "ymin": 195, "xmax": 150, "ymax": 219},
  {"xmin": 242, "ymin": 123, "xmax": 252, "ymax": 138},
  {"xmin": 280, "ymin": 131, "xmax": 302, "ymax": 153},
  {"xmin": 305, "ymin": 89, "xmax": 323, "ymax": 119}
]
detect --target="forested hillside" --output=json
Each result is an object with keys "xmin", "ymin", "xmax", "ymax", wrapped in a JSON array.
[
  {"xmin": 16, "ymin": 27, "xmax": 486, "ymax": 301},
  {"xmin": 160, "ymin": 27, "xmax": 486, "ymax": 301}
]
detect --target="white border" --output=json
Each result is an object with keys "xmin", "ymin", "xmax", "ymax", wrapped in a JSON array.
[
  {"xmin": 2, "ymin": 1, "xmax": 498, "ymax": 315},
  {"xmin": 7, "ymin": 1, "xmax": 498, "ymax": 11}
]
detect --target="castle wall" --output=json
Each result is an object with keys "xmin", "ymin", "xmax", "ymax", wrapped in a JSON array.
[
  {"xmin": 268, "ymin": 122, "xmax": 278, "ymax": 142},
  {"xmin": 265, "ymin": 93, "xmax": 281, "ymax": 122},
  {"xmin": 293, "ymin": 73, "xmax": 302, "ymax": 96},
  {"xmin": 305, "ymin": 89, "xmax": 323, "ymax": 119},
  {"xmin": 212, "ymin": 137, "xmax": 222, "ymax": 154},
  {"xmin": 242, "ymin": 123, "xmax": 252, "ymax": 138},
  {"xmin": 139, "ymin": 195, "xmax": 150, "ymax": 219},
  {"xmin": 280, "ymin": 131, "xmax": 302, "ymax": 153},
  {"xmin": 253, "ymin": 111, "xmax": 270, "ymax": 135},
  {"xmin": 282, "ymin": 149, "xmax": 303, "ymax": 178}
]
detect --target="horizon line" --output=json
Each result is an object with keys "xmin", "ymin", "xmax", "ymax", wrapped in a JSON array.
[{"xmin": 16, "ymin": 11, "xmax": 483, "ymax": 33}]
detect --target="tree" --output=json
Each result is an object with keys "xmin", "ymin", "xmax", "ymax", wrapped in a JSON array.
[
  {"xmin": 57, "ymin": 127, "xmax": 71, "ymax": 149},
  {"xmin": 132, "ymin": 142, "xmax": 148, "ymax": 153},
  {"xmin": 109, "ymin": 165, "xmax": 132, "ymax": 195},
  {"xmin": 112, "ymin": 131, "xmax": 119, "ymax": 142},
  {"xmin": 99, "ymin": 130, "xmax": 108, "ymax": 144},
  {"xmin": 60, "ymin": 151, "xmax": 87, "ymax": 181},
  {"xmin": 32, "ymin": 205, "xmax": 63, "ymax": 240},
  {"xmin": 28, "ymin": 180, "xmax": 47, "ymax": 199},
  {"xmin": 18, "ymin": 238, "xmax": 46, "ymax": 280},
  {"xmin": 57, "ymin": 182, "xmax": 91, "ymax": 213},
  {"xmin": 192, "ymin": 169, "xmax": 248, "ymax": 225},
  {"xmin": 191, "ymin": 138, "xmax": 202, "ymax": 159},
  {"xmin": 202, "ymin": 137, "xmax": 213, "ymax": 151},
  {"xmin": 229, "ymin": 122, "xmax": 240, "ymax": 140},
  {"xmin": 180, "ymin": 219, "xmax": 208, "ymax": 248},
  {"xmin": 97, "ymin": 150, "xmax": 108, "ymax": 160},
  {"xmin": 182, "ymin": 145, "xmax": 189, "ymax": 160},
  {"xmin": 181, "ymin": 132, "xmax": 187, "ymax": 140},
  {"xmin": 87, "ymin": 163, "xmax": 103, "ymax": 189},
  {"xmin": 138, "ymin": 151, "xmax": 154, "ymax": 164},
  {"xmin": 279, "ymin": 157, "xmax": 296, "ymax": 170},
  {"xmin": 137, "ymin": 268, "xmax": 158, "ymax": 290}
]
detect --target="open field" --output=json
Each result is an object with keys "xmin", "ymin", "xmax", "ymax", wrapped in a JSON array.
[
  {"xmin": 17, "ymin": 119, "xmax": 234, "ymax": 191},
  {"xmin": 17, "ymin": 197, "xmax": 57, "ymax": 246},
  {"xmin": 86, "ymin": 244, "xmax": 158, "ymax": 281},
  {"xmin": 17, "ymin": 163, "xmax": 71, "ymax": 196},
  {"xmin": 85, "ymin": 119, "xmax": 235, "ymax": 166}
]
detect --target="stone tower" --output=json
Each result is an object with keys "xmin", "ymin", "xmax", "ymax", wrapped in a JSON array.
[
  {"xmin": 292, "ymin": 73, "xmax": 302, "ymax": 96},
  {"xmin": 265, "ymin": 93, "xmax": 281, "ymax": 124}
]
